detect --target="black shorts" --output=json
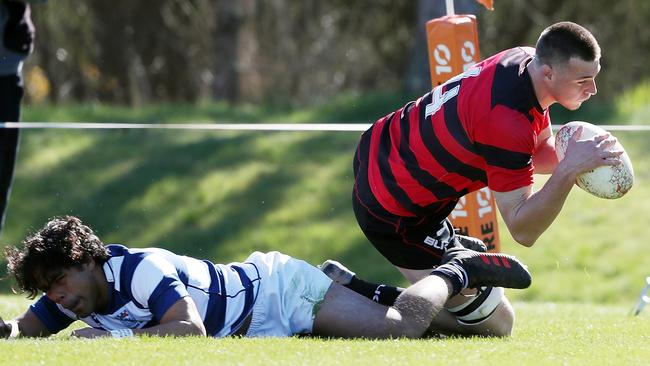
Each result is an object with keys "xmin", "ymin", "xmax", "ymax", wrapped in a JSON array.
[{"xmin": 353, "ymin": 130, "xmax": 457, "ymax": 270}]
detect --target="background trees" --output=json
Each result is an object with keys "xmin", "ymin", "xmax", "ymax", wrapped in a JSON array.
[{"xmin": 26, "ymin": 0, "xmax": 650, "ymax": 108}]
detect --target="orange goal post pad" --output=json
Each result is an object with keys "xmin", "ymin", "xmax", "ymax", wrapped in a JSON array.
[{"xmin": 425, "ymin": 14, "xmax": 501, "ymax": 252}]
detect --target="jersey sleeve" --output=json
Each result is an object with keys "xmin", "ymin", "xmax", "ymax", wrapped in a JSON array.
[
  {"xmin": 29, "ymin": 295, "xmax": 76, "ymax": 334},
  {"xmin": 130, "ymin": 254, "xmax": 190, "ymax": 322},
  {"xmin": 475, "ymin": 105, "xmax": 536, "ymax": 192}
]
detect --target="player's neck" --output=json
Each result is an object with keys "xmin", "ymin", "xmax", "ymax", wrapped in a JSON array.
[{"xmin": 527, "ymin": 60, "xmax": 555, "ymax": 110}]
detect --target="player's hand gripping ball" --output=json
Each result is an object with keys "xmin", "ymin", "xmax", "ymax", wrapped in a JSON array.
[{"xmin": 555, "ymin": 121, "xmax": 634, "ymax": 199}]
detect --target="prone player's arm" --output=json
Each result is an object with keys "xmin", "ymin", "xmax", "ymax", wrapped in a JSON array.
[
  {"xmin": 71, "ymin": 296, "xmax": 206, "ymax": 338},
  {"xmin": 133, "ymin": 255, "xmax": 205, "ymax": 336},
  {"xmin": 134, "ymin": 296, "xmax": 206, "ymax": 336},
  {"xmin": 0, "ymin": 309, "xmax": 52, "ymax": 338}
]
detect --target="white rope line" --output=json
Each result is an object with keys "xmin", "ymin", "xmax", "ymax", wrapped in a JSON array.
[
  {"xmin": 0, "ymin": 122, "xmax": 649, "ymax": 132},
  {"xmin": 0, "ymin": 122, "xmax": 372, "ymax": 131}
]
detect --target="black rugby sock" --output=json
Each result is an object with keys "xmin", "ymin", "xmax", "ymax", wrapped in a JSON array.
[
  {"xmin": 345, "ymin": 277, "xmax": 404, "ymax": 306},
  {"xmin": 430, "ymin": 263, "xmax": 468, "ymax": 296}
]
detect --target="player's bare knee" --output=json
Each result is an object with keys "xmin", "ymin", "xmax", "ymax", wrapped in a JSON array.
[{"xmin": 392, "ymin": 293, "xmax": 440, "ymax": 338}]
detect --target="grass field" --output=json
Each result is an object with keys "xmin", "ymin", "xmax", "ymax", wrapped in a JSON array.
[
  {"xmin": 2, "ymin": 126, "xmax": 648, "ymax": 304},
  {"xmin": 0, "ymin": 93, "xmax": 649, "ymax": 363},
  {"xmin": 1, "ymin": 295, "xmax": 649, "ymax": 365}
]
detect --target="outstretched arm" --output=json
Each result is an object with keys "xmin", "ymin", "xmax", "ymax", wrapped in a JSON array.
[
  {"xmin": 0, "ymin": 309, "xmax": 52, "ymax": 338},
  {"xmin": 71, "ymin": 296, "xmax": 206, "ymax": 338}
]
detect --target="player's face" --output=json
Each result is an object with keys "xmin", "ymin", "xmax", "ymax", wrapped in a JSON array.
[
  {"xmin": 548, "ymin": 57, "xmax": 600, "ymax": 110},
  {"xmin": 41, "ymin": 262, "xmax": 103, "ymax": 318}
]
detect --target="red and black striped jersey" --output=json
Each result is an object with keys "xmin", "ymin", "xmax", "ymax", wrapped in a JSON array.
[{"xmin": 359, "ymin": 47, "xmax": 550, "ymax": 217}]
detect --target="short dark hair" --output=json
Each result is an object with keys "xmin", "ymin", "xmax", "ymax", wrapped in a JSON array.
[
  {"xmin": 4, "ymin": 216, "xmax": 110, "ymax": 299},
  {"xmin": 535, "ymin": 21, "xmax": 600, "ymax": 66}
]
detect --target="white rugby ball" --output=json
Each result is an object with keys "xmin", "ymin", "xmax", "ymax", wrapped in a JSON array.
[{"xmin": 555, "ymin": 121, "xmax": 634, "ymax": 199}]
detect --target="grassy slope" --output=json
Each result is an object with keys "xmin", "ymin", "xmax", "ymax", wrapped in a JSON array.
[{"xmin": 1, "ymin": 91, "xmax": 648, "ymax": 305}]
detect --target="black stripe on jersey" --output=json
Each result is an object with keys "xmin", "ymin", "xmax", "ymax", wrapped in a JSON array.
[
  {"xmin": 229, "ymin": 265, "xmax": 256, "ymax": 333},
  {"xmin": 475, "ymin": 142, "xmax": 532, "ymax": 170},
  {"xmin": 120, "ymin": 251, "xmax": 147, "ymax": 309},
  {"xmin": 491, "ymin": 49, "xmax": 541, "ymax": 121},
  {"xmin": 420, "ymin": 88, "xmax": 488, "ymax": 185},
  {"xmin": 441, "ymin": 84, "xmax": 475, "ymax": 153},
  {"xmin": 377, "ymin": 113, "xmax": 421, "ymax": 213},
  {"xmin": 397, "ymin": 101, "xmax": 461, "ymax": 201},
  {"xmin": 203, "ymin": 262, "xmax": 226, "ymax": 336}
]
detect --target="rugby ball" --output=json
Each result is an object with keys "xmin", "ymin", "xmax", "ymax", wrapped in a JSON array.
[{"xmin": 555, "ymin": 121, "xmax": 634, "ymax": 199}]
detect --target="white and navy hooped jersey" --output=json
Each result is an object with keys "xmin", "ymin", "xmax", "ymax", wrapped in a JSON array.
[{"xmin": 30, "ymin": 244, "xmax": 261, "ymax": 337}]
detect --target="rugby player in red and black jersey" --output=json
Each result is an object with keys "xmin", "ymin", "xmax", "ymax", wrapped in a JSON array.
[{"xmin": 321, "ymin": 22, "xmax": 623, "ymax": 337}]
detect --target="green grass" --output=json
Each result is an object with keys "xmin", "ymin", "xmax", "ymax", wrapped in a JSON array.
[
  {"xmin": 3, "ymin": 126, "xmax": 648, "ymax": 304},
  {"xmin": 21, "ymin": 91, "xmax": 416, "ymax": 124},
  {"xmin": 1, "ymin": 91, "xmax": 650, "ymax": 363},
  {"xmin": 1, "ymin": 89, "xmax": 649, "ymax": 304},
  {"xmin": 1, "ymin": 295, "xmax": 649, "ymax": 365}
]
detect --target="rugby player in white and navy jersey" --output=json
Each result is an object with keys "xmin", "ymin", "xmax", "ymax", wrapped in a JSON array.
[
  {"xmin": 1, "ymin": 216, "xmax": 531, "ymax": 339},
  {"xmin": 322, "ymin": 22, "xmax": 624, "ymax": 338}
]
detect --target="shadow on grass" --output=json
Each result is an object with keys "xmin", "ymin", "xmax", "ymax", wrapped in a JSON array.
[{"xmin": 0, "ymin": 129, "xmax": 412, "ymax": 293}]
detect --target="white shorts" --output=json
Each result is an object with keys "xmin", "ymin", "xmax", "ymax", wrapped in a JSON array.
[{"xmin": 244, "ymin": 251, "xmax": 333, "ymax": 337}]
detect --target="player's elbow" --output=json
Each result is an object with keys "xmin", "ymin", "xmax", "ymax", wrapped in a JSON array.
[
  {"xmin": 194, "ymin": 322, "xmax": 207, "ymax": 337},
  {"xmin": 505, "ymin": 218, "xmax": 539, "ymax": 247},
  {"xmin": 184, "ymin": 320, "xmax": 207, "ymax": 337},
  {"xmin": 510, "ymin": 230, "xmax": 538, "ymax": 247}
]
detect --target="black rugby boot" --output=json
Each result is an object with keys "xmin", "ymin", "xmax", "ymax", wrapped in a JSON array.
[{"xmin": 441, "ymin": 248, "xmax": 532, "ymax": 289}]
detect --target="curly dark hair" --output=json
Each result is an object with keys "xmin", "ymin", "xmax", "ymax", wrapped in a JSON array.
[{"xmin": 4, "ymin": 216, "xmax": 110, "ymax": 299}]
